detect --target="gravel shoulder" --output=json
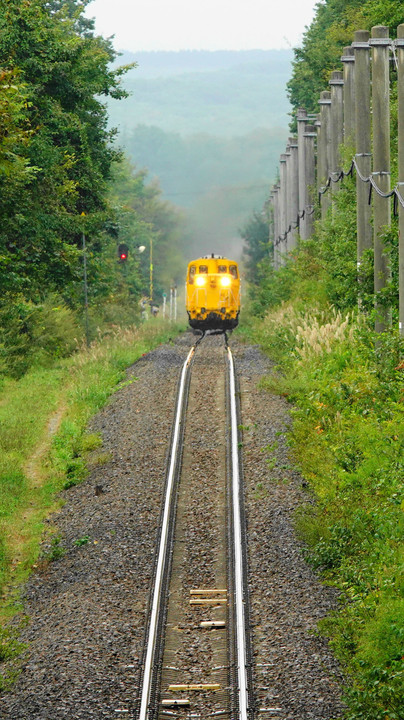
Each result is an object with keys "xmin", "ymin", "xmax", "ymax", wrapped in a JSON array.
[{"xmin": 0, "ymin": 332, "xmax": 344, "ymax": 720}]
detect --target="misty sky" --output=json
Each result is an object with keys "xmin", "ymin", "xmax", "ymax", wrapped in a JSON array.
[{"xmin": 85, "ymin": 0, "xmax": 317, "ymax": 52}]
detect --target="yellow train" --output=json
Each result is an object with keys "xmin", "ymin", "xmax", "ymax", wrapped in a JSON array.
[{"xmin": 185, "ymin": 254, "xmax": 241, "ymax": 331}]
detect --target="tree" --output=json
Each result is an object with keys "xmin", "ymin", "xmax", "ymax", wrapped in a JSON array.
[
  {"xmin": 287, "ymin": 0, "xmax": 404, "ymax": 125},
  {"xmin": 241, "ymin": 209, "xmax": 271, "ymax": 285},
  {"xmin": 110, "ymin": 158, "xmax": 189, "ymax": 299},
  {"xmin": 0, "ymin": 0, "xmax": 133, "ymax": 300}
]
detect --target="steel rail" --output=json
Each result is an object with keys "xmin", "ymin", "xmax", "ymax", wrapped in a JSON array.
[
  {"xmin": 138, "ymin": 345, "xmax": 195, "ymax": 720},
  {"xmin": 227, "ymin": 347, "xmax": 249, "ymax": 720}
]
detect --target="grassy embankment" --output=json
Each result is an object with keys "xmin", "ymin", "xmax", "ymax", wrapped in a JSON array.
[
  {"xmin": 239, "ymin": 305, "xmax": 403, "ymax": 720},
  {"xmin": 0, "ymin": 320, "xmax": 184, "ymax": 682}
]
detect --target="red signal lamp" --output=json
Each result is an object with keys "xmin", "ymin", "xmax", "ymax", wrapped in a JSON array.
[{"xmin": 118, "ymin": 243, "xmax": 129, "ymax": 262}]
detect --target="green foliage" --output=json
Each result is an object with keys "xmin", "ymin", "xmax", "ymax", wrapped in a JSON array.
[
  {"xmin": 0, "ymin": 625, "xmax": 26, "ymax": 692},
  {"xmin": 0, "ymin": 0, "xmax": 132, "ymax": 298},
  {"xmin": 0, "ymin": 68, "xmax": 35, "ymax": 182},
  {"xmin": 287, "ymin": 0, "xmax": 404, "ymax": 125},
  {"xmin": 246, "ymin": 305, "xmax": 404, "ymax": 720},
  {"xmin": 0, "ymin": 294, "xmax": 81, "ymax": 377},
  {"xmin": 43, "ymin": 535, "xmax": 66, "ymax": 562},
  {"xmin": 108, "ymin": 157, "xmax": 189, "ymax": 296},
  {"xmin": 251, "ymin": 176, "xmax": 378, "ymax": 317},
  {"xmin": 250, "ymin": 4, "xmax": 404, "ymax": 716},
  {"xmin": 0, "ymin": 13, "xmax": 188, "ymax": 376},
  {"xmin": 0, "ymin": 0, "xmax": 185, "ymax": 376},
  {"xmin": 241, "ymin": 209, "xmax": 271, "ymax": 285},
  {"xmin": 0, "ymin": 321, "xmax": 183, "ymax": 622}
]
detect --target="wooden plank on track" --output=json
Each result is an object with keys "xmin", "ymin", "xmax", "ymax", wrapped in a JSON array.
[
  {"xmin": 190, "ymin": 589, "xmax": 227, "ymax": 595},
  {"xmin": 189, "ymin": 599, "xmax": 227, "ymax": 605},
  {"xmin": 168, "ymin": 684, "xmax": 221, "ymax": 691}
]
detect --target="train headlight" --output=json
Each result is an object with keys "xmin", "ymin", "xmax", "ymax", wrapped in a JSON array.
[
  {"xmin": 195, "ymin": 275, "xmax": 206, "ymax": 286},
  {"xmin": 220, "ymin": 276, "xmax": 231, "ymax": 287}
]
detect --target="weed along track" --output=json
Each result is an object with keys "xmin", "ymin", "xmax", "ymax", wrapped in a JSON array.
[{"xmin": 137, "ymin": 332, "xmax": 253, "ymax": 720}]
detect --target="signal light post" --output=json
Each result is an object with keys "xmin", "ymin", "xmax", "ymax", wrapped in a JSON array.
[
  {"xmin": 81, "ymin": 213, "xmax": 90, "ymax": 348},
  {"xmin": 135, "ymin": 240, "xmax": 153, "ymax": 303},
  {"xmin": 148, "ymin": 237, "xmax": 153, "ymax": 304}
]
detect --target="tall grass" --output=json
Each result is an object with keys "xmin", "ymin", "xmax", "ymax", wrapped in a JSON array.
[
  {"xmin": 0, "ymin": 321, "xmax": 184, "ymax": 621},
  {"xmin": 243, "ymin": 303, "xmax": 404, "ymax": 720}
]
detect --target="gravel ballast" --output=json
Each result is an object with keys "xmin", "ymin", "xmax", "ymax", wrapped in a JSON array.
[{"xmin": 0, "ymin": 333, "xmax": 344, "ymax": 719}]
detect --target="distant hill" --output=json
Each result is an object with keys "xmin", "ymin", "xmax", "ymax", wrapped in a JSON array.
[
  {"xmin": 107, "ymin": 50, "xmax": 292, "ymax": 258},
  {"xmin": 109, "ymin": 49, "xmax": 292, "ymax": 136},
  {"xmin": 114, "ymin": 49, "xmax": 293, "ymax": 77}
]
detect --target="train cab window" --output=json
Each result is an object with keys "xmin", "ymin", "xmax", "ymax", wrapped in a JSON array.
[
  {"xmin": 229, "ymin": 265, "xmax": 238, "ymax": 279},
  {"xmin": 218, "ymin": 265, "xmax": 227, "ymax": 273},
  {"xmin": 199, "ymin": 265, "xmax": 208, "ymax": 273},
  {"xmin": 189, "ymin": 265, "xmax": 196, "ymax": 284}
]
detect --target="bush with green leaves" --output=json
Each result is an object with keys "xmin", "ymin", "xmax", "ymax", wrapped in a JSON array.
[
  {"xmin": 245, "ymin": 304, "xmax": 404, "ymax": 720},
  {"xmin": 0, "ymin": 294, "xmax": 81, "ymax": 377}
]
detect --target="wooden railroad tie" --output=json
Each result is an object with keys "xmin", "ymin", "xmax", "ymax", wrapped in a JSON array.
[
  {"xmin": 168, "ymin": 684, "xmax": 221, "ymax": 692},
  {"xmin": 189, "ymin": 589, "xmax": 227, "ymax": 595},
  {"xmin": 200, "ymin": 620, "xmax": 226, "ymax": 628},
  {"xmin": 189, "ymin": 598, "xmax": 227, "ymax": 605}
]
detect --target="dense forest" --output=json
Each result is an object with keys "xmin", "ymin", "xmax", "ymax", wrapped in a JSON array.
[
  {"xmin": 242, "ymin": 1, "xmax": 404, "ymax": 719},
  {"xmin": 0, "ymin": 0, "xmax": 188, "ymax": 376}
]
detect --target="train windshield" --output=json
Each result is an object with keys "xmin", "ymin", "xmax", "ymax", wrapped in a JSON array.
[
  {"xmin": 218, "ymin": 265, "xmax": 227, "ymax": 273},
  {"xmin": 199, "ymin": 265, "xmax": 208, "ymax": 273},
  {"xmin": 229, "ymin": 265, "xmax": 238, "ymax": 279}
]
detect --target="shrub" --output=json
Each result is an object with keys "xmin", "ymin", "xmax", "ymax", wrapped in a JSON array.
[{"xmin": 0, "ymin": 294, "xmax": 81, "ymax": 377}]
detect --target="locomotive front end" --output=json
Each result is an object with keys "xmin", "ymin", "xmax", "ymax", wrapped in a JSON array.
[{"xmin": 186, "ymin": 255, "xmax": 240, "ymax": 331}]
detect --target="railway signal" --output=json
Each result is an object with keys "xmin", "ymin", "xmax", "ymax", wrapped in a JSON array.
[{"xmin": 118, "ymin": 243, "xmax": 129, "ymax": 262}]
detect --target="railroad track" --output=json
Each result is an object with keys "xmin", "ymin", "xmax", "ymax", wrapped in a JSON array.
[{"xmin": 136, "ymin": 332, "xmax": 254, "ymax": 720}]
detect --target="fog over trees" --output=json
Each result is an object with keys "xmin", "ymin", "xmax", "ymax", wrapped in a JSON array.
[{"xmin": 107, "ymin": 49, "xmax": 293, "ymax": 259}]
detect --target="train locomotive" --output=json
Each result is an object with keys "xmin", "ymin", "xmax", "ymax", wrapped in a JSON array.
[{"xmin": 185, "ymin": 254, "xmax": 240, "ymax": 331}]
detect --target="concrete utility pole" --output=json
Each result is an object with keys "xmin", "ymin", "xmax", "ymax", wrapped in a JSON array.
[
  {"xmin": 370, "ymin": 25, "xmax": 391, "ymax": 332},
  {"xmin": 285, "ymin": 141, "xmax": 292, "ymax": 254},
  {"xmin": 297, "ymin": 108, "xmax": 308, "ymax": 239},
  {"xmin": 269, "ymin": 189, "xmax": 274, "ymax": 259},
  {"xmin": 341, "ymin": 46, "xmax": 356, "ymax": 146},
  {"xmin": 353, "ymin": 30, "xmax": 372, "ymax": 273},
  {"xmin": 397, "ymin": 24, "xmax": 404, "ymax": 336},
  {"xmin": 315, "ymin": 113, "xmax": 321, "ymax": 194},
  {"xmin": 318, "ymin": 91, "xmax": 332, "ymax": 219},
  {"xmin": 329, "ymin": 71, "xmax": 344, "ymax": 198},
  {"xmin": 272, "ymin": 186, "xmax": 279, "ymax": 269},
  {"xmin": 279, "ymin": 154, "xmax": 287, "ymax": 263},
  {"xmin": 288, "ymin": 136, "xmax": 299, "ymax": 252},
  {"xmin": 269, "ymin": 189, "xmax": 276, "ymax": 267},
  {"xmin": 303, "ymin": 124, "xmax": 316, "ymax": 239}
]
